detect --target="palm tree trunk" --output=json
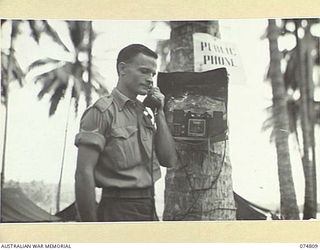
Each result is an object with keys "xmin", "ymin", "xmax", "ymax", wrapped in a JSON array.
[
  {"xmin": 1, "ymin": 78, "xmax": 9, "ymax": 190},
  {"xmin": 267, "ymin": 19, "xmax": 300, "ymax": 219},
  {"xmin": 163, "ymin": 21, "xmax": 236, "ymax": 220},
  {"xmin": 1, "ymin": 21, "xmax": 15, "ymax": 190},
  {"xmin": 86, "ymin": 21, "xmax": 93, "ymax": 106},
  {"xmin": 56, "ymin": 91, "xmax": 72, "ymax": 213},
  {"xmin": 306, "ymin": 26, "xmax": 317, "ymax": 219},
  {"xmin": 295, "ymin": 20, "xmax": 317, "ymax": 219}
]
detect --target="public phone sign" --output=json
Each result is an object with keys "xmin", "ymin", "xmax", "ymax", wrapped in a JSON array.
[{"xmin": 193, "ymin": 33, "xmax": 241, "ymax": 72}]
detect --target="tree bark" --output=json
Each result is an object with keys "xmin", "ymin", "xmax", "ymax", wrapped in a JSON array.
[
  {"xmin": 294, "ymin": 20, "xmax": 317, "ymax": 219},
  {"xmin": 1, "ymin": 21, "xmax": 16, "ymax": 190},
  {"xmin": 268, "ymin": 19, "xmax": 300, "ymax": 220},
  {"xmin": 163, "ymin": 21, "xmax": 236, "ymax": 221}
]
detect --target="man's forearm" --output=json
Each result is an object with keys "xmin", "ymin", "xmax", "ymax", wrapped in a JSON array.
[
  {"xmin": 75, "ymin": 169, "xmax": 97, "ymax": 222},
  {"xmin": 154, "ymin": 109, "xmax": 177, "ymax": 168}
]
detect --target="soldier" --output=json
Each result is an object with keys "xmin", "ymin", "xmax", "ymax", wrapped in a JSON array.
[{"xmin": 74, "ymin": 44, "xmax": 177, "ymax": 222}]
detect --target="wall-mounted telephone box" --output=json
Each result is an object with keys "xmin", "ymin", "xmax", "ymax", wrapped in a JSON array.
[{"xmin": 157, "ymin": 68, "xmax": 228, "ymax": 142}]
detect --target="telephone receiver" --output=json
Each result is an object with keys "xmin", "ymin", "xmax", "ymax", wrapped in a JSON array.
[{"xmin": 143, "ymin": 93, "xmax": 161, "ymax": 112}]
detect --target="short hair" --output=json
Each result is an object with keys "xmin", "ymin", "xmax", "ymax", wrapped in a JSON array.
[{"xmin": 116, "ymin": 44, "xmax": 158, "ymax": 74}]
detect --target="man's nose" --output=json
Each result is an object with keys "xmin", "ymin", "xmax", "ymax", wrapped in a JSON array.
[{"xmin": 146, "ymin": 77, "xmax": 153, "ymax": 86}]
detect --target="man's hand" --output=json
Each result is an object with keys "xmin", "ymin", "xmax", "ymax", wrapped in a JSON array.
[{"xmin": 148, "ymin": 86, "xmax": 165, "ymax": 110}]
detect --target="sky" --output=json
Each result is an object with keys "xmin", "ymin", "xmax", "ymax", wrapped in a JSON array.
[{"xmin": 1, "ymin": 19, "xmax": 319, "ymax": 214}]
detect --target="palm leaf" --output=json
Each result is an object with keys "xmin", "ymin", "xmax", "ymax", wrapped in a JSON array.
[
  {"xmin": 269, "ymin": 128, "xmax": 276, "ymax": 143},
  {"xmin": 1, "ymin": 52, "xmax": 9, "ymax": 84},
  {"xmin": 49, "ymin": 84, "xmax": 67, "ymax": 116},
  {"xmin": 71, "ymin": 78, "xmax": 81, "ymax": 99},
  {"xmin": 261, "ymin": 106, "xmax": 274, "ymax": 132},
  {"xmin": 10, "ymin": 54, "xmax": 25, "ymax": 86},
  {"xmin": 28, "ymin": 58, "xmax": 61, "ymax": 71},
  {"xmin": 84, "ymin": 81, "xmax": 92, "ymax": 107},
  {"xmin": 34, "ymin": 68, "xmax": 58, "ymax": 84},
  {"xmin": 42, "ymin": 21, "xmax": 70, "ymax": 52},
  {"xmin": 11, "ymin": 20, "xmax": 20, "ymax": 40},
  {"xmin": 1, "ymin": 51, "xmax": 25, "ymax": 87},
  {"xmin": 33, "ymin": 62, "xmax": 70, "ymax": 83},
  {"xmin": 34, "ymin": 71, "xmax": 52, "ymax": 84},
  {"xmin": 71, "ymin": 82, "xmax": 81, "ymax": 116},
  {"xmin": 1, "ymin": 80, "xmax": 7, "ymax": 104},
  {"xmin": 67, "ymin": 21, "xmax": 85, "ymax": 49},
  {"xmin": 28, "ymin": 20, "xmax": 41, "ymax": 43},
  {"xmin": 37, "ymin": 76, "xmax": 58, "ymax": 99},
  {"xmin": 12, "ymin": 70, "xmax": 23, "ymax": 87}
]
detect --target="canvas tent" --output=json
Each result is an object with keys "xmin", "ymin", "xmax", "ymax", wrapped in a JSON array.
[
  {"xmin": 55, "ymin": 192, "xmax": 279, "ymax": 221},
  {"xmin": 1, "ymin": 187, "xmax": 61, "ymax": 223},
  {"xmin": 2, "ymin": 187, "xmax": 278, "ymax": 222},
  {"xmin": 234, "ymin": 192, "xmax": 279, "ymax": 220},
  {"xmin": 55, "ymin": 202, "xmax": 80, "ymax": 222}
]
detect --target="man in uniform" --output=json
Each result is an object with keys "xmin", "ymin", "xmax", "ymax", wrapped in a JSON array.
[{"xmin": 74, "ymin": 44, "xmax": 177, "ymax": 222}]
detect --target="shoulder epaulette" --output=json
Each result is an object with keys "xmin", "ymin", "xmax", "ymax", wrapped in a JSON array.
[{"xmin": 93, "ymin": 94, "xmax": 113, "ymax": 112}]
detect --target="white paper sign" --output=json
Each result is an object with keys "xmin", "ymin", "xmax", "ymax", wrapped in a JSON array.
[{"xmin": 193, "ymin": 33, "xmax": 243, "ymax": 77}]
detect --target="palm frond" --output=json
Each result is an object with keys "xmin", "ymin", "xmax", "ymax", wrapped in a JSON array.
[
  {"xmin": 1, "ymin": 80, "xmax": 7, "ymax": 104},
  {"xmin": 71, "ymin": 82, "xmax": 81, "ymax": 116},
  {"xmin": 1, "ymin": 51, "xmax": 25, "ymax": 87},
  {"xmin": 261, "ymin": 105, "xmax": 274, "ymax": 132},
  {"xmin": 74, "ymin": 97, "xmax": 79, "ymax": 116},
  {"xmin": 269, "ymin": 128, "xmax": 276, "ymax": 143},
  {"xmin": 28, "ymin": 20, "xmax": 41, "ymax": 43},
  {"xmin": 67, "ymin": 21, "xmax": 86, "ymax": 49},
  {"xmin": 71, "ymin": 78, "xmax": 81, "ymax": 99},
  {"xmin": 49, "ymin": 84, "xmax": 67, "ymax": 116},
  {"xmin": 1, "ymin": 52, "xmax": 9, "ymax": 89},
  {"xmin": 37, "ymin": 76, "xmax": 58, "ymax": 99},
  {"xmin": 42, "ymin": 21, "xmax": 70, "ymax": 52},
  {"xmin": 26, "ymin": 20, "xmax": 106, "ymax": 116},
  {"xmin": 34, "ymin": 71, "xmax": 52, "ymax": 84},
  {"xmin": 12, "ymin": 70, "xmax": 23, "ymax": 87},
  {"xmin": 84, "ymin": 82, "xmax": 92, "ymax": 107},
  {"xmin": 33, "ymin": 62, "xmax": 70, "ymax": 83},
  {"xmin": 11, "ymin": 20, "xmax": 20, "ymax": 40},
  {"xmin": 34, "ymin": 63, "xmax": 71, "ymax": 101},
  {"xmin": 28, "ymin": 58, "xmax": 61, "ymax": 71}
]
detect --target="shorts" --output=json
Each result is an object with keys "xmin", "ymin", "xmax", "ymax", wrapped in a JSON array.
[{"xmin": 97, "ymin": 197, "xmax": 159, "ymax": 222}]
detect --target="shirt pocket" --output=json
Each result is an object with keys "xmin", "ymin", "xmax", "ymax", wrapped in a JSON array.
[{"xmin": 105, "ymin": 125, "xmax": 142, "ymax": 170}]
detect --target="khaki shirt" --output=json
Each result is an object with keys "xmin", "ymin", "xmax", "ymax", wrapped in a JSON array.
[{"xmin": 75, "ymin": 88, "xmax": 161, "ymax": 189}]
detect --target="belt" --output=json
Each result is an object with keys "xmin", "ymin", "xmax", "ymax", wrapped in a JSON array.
[{"xmin": 102, "ymin": 187, "xmax": 153, "ymax": 198}]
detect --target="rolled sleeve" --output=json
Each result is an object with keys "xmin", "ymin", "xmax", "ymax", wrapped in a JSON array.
[
  {"xmin": 75, "ymin": 132, "xmax": 106, "ymax": 152},
  {"xmin": 75, "ymin": 107, "xmax": 109, "ymax": 152}
]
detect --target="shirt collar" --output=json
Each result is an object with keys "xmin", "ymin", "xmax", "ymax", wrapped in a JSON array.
[{"xmin": 112, "ymin": 88, "xmax": 139, "ymax": 111}]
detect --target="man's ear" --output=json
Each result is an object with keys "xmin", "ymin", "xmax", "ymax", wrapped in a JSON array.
[{"xmin": 118, "ymin": 62, "xmax": 127, "ymax": 76}]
